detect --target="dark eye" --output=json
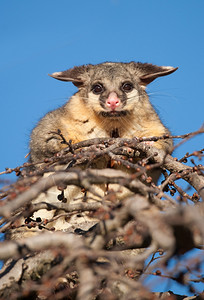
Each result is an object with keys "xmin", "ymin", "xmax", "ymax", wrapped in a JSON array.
[
  {"xmin": 92, "ymin": 83, "xmax": 104, "ymax": 94},
  {"xmin": 121, "ymin": 82, "xmax": 134, "ymax": 92}
]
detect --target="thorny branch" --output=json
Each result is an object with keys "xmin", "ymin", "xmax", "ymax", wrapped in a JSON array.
[{"xmin": 0, "ymin": 130, "xmax": 203, "ymax": 300}]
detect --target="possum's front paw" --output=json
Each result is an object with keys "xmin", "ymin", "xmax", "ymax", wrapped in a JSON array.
[{"xmin": 30, "ymin": 133, "xmax": 65, "ymax": 163}]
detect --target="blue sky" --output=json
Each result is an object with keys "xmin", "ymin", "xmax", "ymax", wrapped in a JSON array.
[
  {"xmin": 1, "ymin": 0, "xmax": 204, "ymax": 171},
  {"xmin": 0, "ymin": 0, "xmax": 204, "ymax": 295}
]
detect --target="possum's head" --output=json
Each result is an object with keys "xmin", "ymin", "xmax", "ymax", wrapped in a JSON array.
[{"xmin": 49, "ymin": 62, "xmax": 177, "ymax": 118}]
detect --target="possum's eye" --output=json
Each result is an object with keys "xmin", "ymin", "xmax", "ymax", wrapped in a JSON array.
[
  {"xmin": 121, "ymin": 82, "xmax": 134, "ymax": 92},
  {"xmin": 91, "ymin": 83, "xmax": 104, "ymax": 95}
]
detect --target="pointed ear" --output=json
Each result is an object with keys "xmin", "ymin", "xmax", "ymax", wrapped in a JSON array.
[
  {"xmin": 48, "ymin": 65, "xmax": 89, "ymax": 87},
  {"xmin": 131, "ymin": 63, "xmax": 178, "ymax": 86}
]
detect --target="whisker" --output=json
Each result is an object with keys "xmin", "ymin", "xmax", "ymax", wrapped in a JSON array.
[
  {"xmin": 147, "ymin": 90, "xmax": 179, "ymax": 102},
  {"xmin": 126, "ymin": 94, "xmax": 144, "ymax": 103}
]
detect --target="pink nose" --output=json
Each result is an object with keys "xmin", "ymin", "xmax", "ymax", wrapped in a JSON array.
[{"xmin": 106, "ymin": 92, "xmax": 120, "ymax": 110}]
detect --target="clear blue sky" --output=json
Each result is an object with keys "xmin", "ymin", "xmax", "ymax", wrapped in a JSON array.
[{"xmin": 0, "ymin": 0, "xmax": 204, "ymax": 295}]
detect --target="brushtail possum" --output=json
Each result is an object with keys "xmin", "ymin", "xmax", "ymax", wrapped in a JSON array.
[
  {"xmin": 30, "ymin": 62, "xmax": 177, "ymax": 164},
  {"xmin": 8, "ymin": 62, "xmax": 178, "ymax": 239}
]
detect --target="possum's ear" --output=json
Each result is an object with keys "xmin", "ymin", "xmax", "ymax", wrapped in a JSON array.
[
  {"xmin": 49, "ymin": 65, "xmax": 89, "ymax": 87},
  {"xmin": 130, "ymin": 62, "xmax": 178, "ymax": 86}
]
